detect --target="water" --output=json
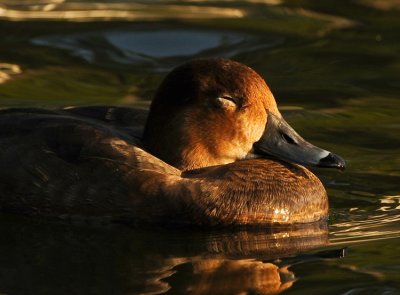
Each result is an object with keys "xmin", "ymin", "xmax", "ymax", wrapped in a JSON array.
[{"xmin": 0, "ymin": 0, "xmax": 400, "ymax": 294}]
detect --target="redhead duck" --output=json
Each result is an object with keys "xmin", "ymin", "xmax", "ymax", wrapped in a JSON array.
[{"xmin": 0, "ymin": 58, "xmax": 344, "ymax": 226}]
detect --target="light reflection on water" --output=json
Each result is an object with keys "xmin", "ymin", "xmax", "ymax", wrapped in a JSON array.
[
  {"xmin": 0, "ymin": 63, "xmax": 21, "ymax": 84},
  {"xmin": 0, "ymin": 1, "xmax": 245, "ymax": 21},
  {"xmin": 330, "ymin": 195, "xmax": 400, "ymax": 245}
]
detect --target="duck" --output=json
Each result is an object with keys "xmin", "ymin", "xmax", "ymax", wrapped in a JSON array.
[{"xmin": 0, "ymin": 58, "xmax": 345, "ymax": 226}]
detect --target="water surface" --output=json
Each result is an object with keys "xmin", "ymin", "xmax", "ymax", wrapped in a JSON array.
[{"xmin": 0, "ymin": 0, "xmax": 399, "ymax": 294}]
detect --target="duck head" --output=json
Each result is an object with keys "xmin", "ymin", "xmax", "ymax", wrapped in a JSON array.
[{"xmin": 142, "ymin": 58, "xmax": 345, "ymax": 171}]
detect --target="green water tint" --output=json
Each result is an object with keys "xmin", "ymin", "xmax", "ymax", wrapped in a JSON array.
[{"xmin": 0, "ymin": 0, "xmax": 400, "ymax": 294}]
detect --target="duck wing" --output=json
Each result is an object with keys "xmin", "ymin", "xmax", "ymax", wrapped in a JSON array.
[
  {"xmin": 62, "ymin": 105, "xmax": 148, "ymax": 127},
  {"xmin": 0, "ymin": 109, "xmax": 179, "ymax": 220},
  {"xmin": 62, "ymin": 105, "xmax": 148, "ymax": 138}
]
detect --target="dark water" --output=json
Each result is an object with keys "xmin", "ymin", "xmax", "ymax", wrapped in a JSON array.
[{"xmin": 0, "ymin": 0, "xmax": 400, "ymax": 294}]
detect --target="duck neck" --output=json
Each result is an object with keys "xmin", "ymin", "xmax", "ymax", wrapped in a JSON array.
[{"xmin": 142, "ymin": 134, "xmax": 222, "ymax": 171}]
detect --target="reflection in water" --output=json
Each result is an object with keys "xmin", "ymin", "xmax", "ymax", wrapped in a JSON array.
[
  {"xmin": 330, "ymin": 195, "xmax": 400, "ymax": 245},
  {"xmin": 0, "ymin": 63, "xmax": 21, "ymax": 84},
  {"xmin": 166, "ymin": 259, "xmax": 294, "ymax": 294},
  {"xmin": 357, "ymin": 0, "xmax": 400, "ymax": 11},
  {"xmin": 0, "ymin": 215, "xmax": 328, "ymax": 294},
  {"xmin": 104, "ymin": 31, "xmax": 243, "ymax": 59},
  {"xmin": 0, "ymin": 1, "xmax": 244, "ymax": 21},
  {"xmin": 291, "ymin": 8, "xmax": 358, "ymax": 36},
  {"xmin": 32, "ymin": 30, "xmax": 249, "ymax": 66},
  {"xmin": 31, "ymin": 29, "xmax": 283, "ymax": 70}
]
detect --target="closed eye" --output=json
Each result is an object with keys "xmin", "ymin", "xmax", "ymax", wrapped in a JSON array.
[{"xmin": 216, "ymin": 95, "xmax": 239, "ymax": 109}]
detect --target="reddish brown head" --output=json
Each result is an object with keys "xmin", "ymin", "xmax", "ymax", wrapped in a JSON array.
[{"xmin": 142, "ymin": 58, "xmax": 345, "ymax": 171}]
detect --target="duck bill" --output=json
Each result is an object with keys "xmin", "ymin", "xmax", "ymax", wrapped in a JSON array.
[{"xmin": 253, "ymin": 111, "xmax": 346, "ymax": 170}]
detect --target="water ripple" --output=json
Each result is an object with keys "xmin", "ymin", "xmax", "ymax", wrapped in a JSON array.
[
  {"xmin": 0, "ymin": 1, "xmax": 245, "ymax": 21},
  {"xmin": 330, "ymin": 195, "xmax": 400, "ymax": 245}
]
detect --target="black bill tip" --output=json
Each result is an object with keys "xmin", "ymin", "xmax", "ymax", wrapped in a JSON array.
[{"xmin": 318, "ymin": 153, "xmax": 346, "ymax": 171}]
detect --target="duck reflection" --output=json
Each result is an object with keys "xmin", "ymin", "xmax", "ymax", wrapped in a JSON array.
[
  {"xmin": 142, "ymin": 223, "xmax": 328, "ymax": 294},
  {"xmin": 163, "ymin": 258, "xmax": 294, "ymax": 295},
  {"xmin": 0, "ymin": 215, "xmax": 327, "ymax": 294}
]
